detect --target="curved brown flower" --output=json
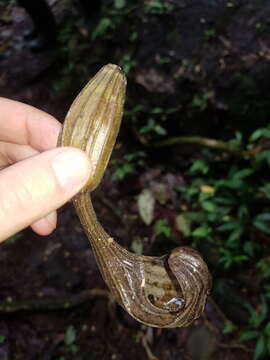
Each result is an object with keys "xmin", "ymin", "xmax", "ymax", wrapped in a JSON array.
[{"xmin": 58, "ymin": 64, "xmax": 212, "ymax": 328}]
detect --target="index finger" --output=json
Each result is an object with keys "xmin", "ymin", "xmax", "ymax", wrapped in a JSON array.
[{"xmin": 0, "ymin": 97, "xmax": 62, "ymax": 151}]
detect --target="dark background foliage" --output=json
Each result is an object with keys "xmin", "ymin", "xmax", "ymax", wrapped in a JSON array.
[{"xmin": 0, "ymin": 0, "xmax": 270, "ymax": 359}]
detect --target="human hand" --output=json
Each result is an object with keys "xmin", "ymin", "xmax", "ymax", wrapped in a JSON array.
[{"xmin": 0, "ymin": 97, "xmax": 91, "ymax": 242}]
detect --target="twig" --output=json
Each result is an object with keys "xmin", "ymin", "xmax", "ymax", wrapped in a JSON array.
[
  {"xmin": 141, "ymin": 331, "xmax": 159, "ymax": 360},
  {"xmin": 154, "ymin": 136, "xmax": 270, "ymax": 159},
  {"xmin": 0, "ymin": 289, "xmax": 109, "ymax": 312},
  {"xmin": 218, "ymin": 342, "xmax": 253, "ymax": 353},
  {"xmin": 154, "ymin": 136, "xmax": 247, "ymax": 157}
]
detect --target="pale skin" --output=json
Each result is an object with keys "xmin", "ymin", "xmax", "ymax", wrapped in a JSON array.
[{"xmin": 0, "ymin": 97, "xmax": 91, "ymax": 242}]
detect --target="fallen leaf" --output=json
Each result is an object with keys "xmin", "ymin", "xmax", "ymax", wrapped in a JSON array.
[
  {"xmin": 150, "ymin": 182, "xmax": 170, "ymax": 205},
  {"xmin": 175, "ymin": 214, "xmax": 191, "ymax": 237},
  {"xmin": 137, "ymin": 189, "xmax": 155, "ymax": 225}
]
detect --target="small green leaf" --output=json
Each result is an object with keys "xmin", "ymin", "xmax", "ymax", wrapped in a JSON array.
[
  {"xmin": 217, "ymin": 222, "xmax": 237, "ymax": 232},
  {"xmin": 151, "ymin": 107, "xmax": 163, "ymax": 114},
  {"xmin": 92, "ymin": 18, "xmax": 111, "ymax": 39},
  {"xmin": 201, "ymin": 201, "xmax": 215, "ymax": 212},
  {"xmin": 254, "ymin": 150, "xmax": 270, "ymax": 167},
  {"xmin": 114, "ymin": 0, "xmax": 126, "ymax": 9},
  {"xmin": 243, "ymin": 241, "xmax": 256, "ymax": 256},
  {"xmin": 250, "ymin": 128, "xmax": 270, "ymax": 142},
  {"xmin": 190, "ymin": 159, "xmax": 209, "ymax": 174},
  {"xmin": 154, "ymin": 124, "xmax": 167, "ymax": 136},
  {"xmin": 232, "ymin": 168, "xmax": 254, "ymax": 180},
  {"xmin": 112, "ymin": 163, "xmax": 136, "ymax": 181},
  {"xmin": 254, "ymin": 335, "xmax": 266, "ymax": 360},
  {"xmin": 214, "ymin": 196, "xmax": 236, "ymax": 206},
  {"xmin": 223, "ymin": 323, "xmax": 237, "ymax": 334},
  {"xmin": 264, "ymin": 322, "xmax": 270, "ymax": 337},
  {"xmin": 240, "ymin": 330, "xmax": 259, "ymax": 341},
  {"xmin": 64, "ymin": 326, "xmax": 76, "ymax": 346},
  {"xmin": 256, "ymin": 213, "xmax": 270, "ymax": 221},
  {"xmin": 0, "ymin": 335, "xmax": 6, "ymax": 344},
  {"xmin": 227, "ymin": 227, "xmax": 243, "ymax": 245},
  {"xmin": 70, "ymin": 344, "xmax": 79, "ymax": 354},
  {"xmin": 266, "ymin": 337, "xmax": 270, "ymax": 356},
  {"xmin": 259, "ymin": 299, "xmax": 269, "ymax": 323},
  {"xmin": 192, "ymin": 226, "xmax": 211, "ymax": 238},
  {"xmin": 253, "ymin": 220, "xmax": 270, "ymax": 235},
  {"xmin": 154, "ymin": 219, "xmax": 171, "ymax": 238}
]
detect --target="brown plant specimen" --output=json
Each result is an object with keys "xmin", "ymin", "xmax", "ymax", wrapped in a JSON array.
[{"xmin": 58, "ymin": 64, "xmax": 212, "ymax": 328}]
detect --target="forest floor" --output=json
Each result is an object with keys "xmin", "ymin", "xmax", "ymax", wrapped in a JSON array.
[{"xmin": 0, "ymin": 0, "xmax": 268, "ymax": 359}]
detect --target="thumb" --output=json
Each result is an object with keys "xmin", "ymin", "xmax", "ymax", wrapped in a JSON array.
[{"xmin": 0, "ymin": 147, "xmax": 91, "ymax": 242}]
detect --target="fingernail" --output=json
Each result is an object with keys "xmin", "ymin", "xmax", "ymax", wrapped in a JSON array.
[{"xmin": 52, "ymin": 149, "xmax": 90, "ymax": 192}]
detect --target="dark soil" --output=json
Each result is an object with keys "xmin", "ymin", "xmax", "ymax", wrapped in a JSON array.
[{"xmin": 1, "ymin": 0, "xmax": 268, "ymax": 359}]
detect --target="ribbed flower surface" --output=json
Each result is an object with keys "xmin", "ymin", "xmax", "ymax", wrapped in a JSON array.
[{"xmin": 59, "ymin": 64, "xmax": 126, "ymax": 191}]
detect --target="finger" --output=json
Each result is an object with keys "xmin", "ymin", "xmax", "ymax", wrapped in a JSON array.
[
  {"xmin": 0, "ymin": 142, "xmax": 56, "ymax": 233},
  {"xmin": 31, "ymin": 211, "xmax": 57, "ymax": 236},
  {"xmin": 0, "ymin": 147, "xmax": 91, "ymax": 242},
  {"xmin": 0, "ymin": 141, "xmax": 38, "ymax": 168},
  {"xmin": 0, "ymin": 97, "xmax": 61, "ymax": 151}
]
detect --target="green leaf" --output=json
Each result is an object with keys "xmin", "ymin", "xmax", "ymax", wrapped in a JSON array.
[
  {"xmin": 250, "ymin": 128, "xmax": 270, "ymax": 142},
  {"xmin": 151, "ymin": 107, "xmax": 163, "ymax": 114},
  {"xmin": 64, "ymin": 326, "xmax": 76, "ymax": 346},
  {"xmin": 140, "ymin": 118, "xmax": 155, "ymax": 134},
  {"xmin": 112, "ymin": 163, "xmax": 136, "ymax": 181},
  {"xmin": 201, "ymin": 201, "xmax": 215, "ymax": 212},
  {"xmin": 246, "ymin": 297, "xmax": 268, "ymax": 328},
  {"xmin": 154, "ymin": 219, "xmax": 172, "ymax": 238},
  {"xmin": 215, "ymin": 196, "xmax": 236, "ymax": 206},
  {"xmin": 132, "ymin": 104, "xmax": 145, "ymax": 112},
  {"xmin": 256, "ymin": 213, "xmax": 270, "ymax": 222},
  {"xmin": 217, "ymin": 222, "xmax": 237, "ymax": 232},
  {"xmin": 174, "ymin": 185, "xmax": 186, "ymax": 193},
  {"xmin": 154, "ymin": 124, "xmax": 167, "ymax": 136},
  {"xmin": 192, "ymin": 226, "xmax": 211, "ymax": 238},
  {"xmin": 253, "ymin": 220, "xmax": 270, "ymax": 235},
  {"xmin": 254, "ymin": 150, "xmax": 270, "ymax": 167},
  {"xmin": 190, "ymin": 159, "xmax": 209, "ymax": 174},
  {"xmin": 0, "ymin": 335, "xmax": 6, "ymax": 344},
  {"xmin": 92, "ymin": 18, "xmax": 111, "ymax": 39},
  {"xmin": 223, "ymin": 323, "xmax": 237, "ymax": 334},
  {"xmin": 259, "ymin": 183, "xmax": 270, "ymax": 199},
  {"xmin": 232, "ymin": 168, "xmax": 254, "ymax": 180},
  {"xmin": 240, "ymin": 330, "xmax": 259, "ymax": 341},
  {"xmin": 114, "ymin": 0, "xmax": 126, "ymax": 9},
  {"xmin": 227, "ymin": 227, "xmax": 243, "ymax": 245},
  {"xmin": 124, "ymin": 151, "xmax": 146, "ymax": 162},
  {"xmin": 259, "ymin": 299, "xmax": 269, "ymax": 323},
  {"xmin": 152, "ymin": 1, "xmax": 164, "ymax": 9},
  {"xmin": 254, "ymin": 335, "xmax": 266, "ymax": 360},
  {"xmin": 237, "ymin": 205, "xmax": 249, "ymax": 218},
  {"xmin": 266, "ymin": 337, "xmax": 270, "ymax": 356},
  {"xmin": 216, "ymin": 179, "xmax": 242, "ymax": 190},
  {"xmin": 234, "ymin": 255, "xmax": 248, "ymax": 264},
  {"xmin": 70, "ymin": 344, "xmax": 79, "ymax": 354},
  {"xmin": 243, "ymin": 241, "xmax": 256, "ymax": 256},
  {"xmin": 264, "ymin": 322, "xmax": 270, "ymax": 337}
]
